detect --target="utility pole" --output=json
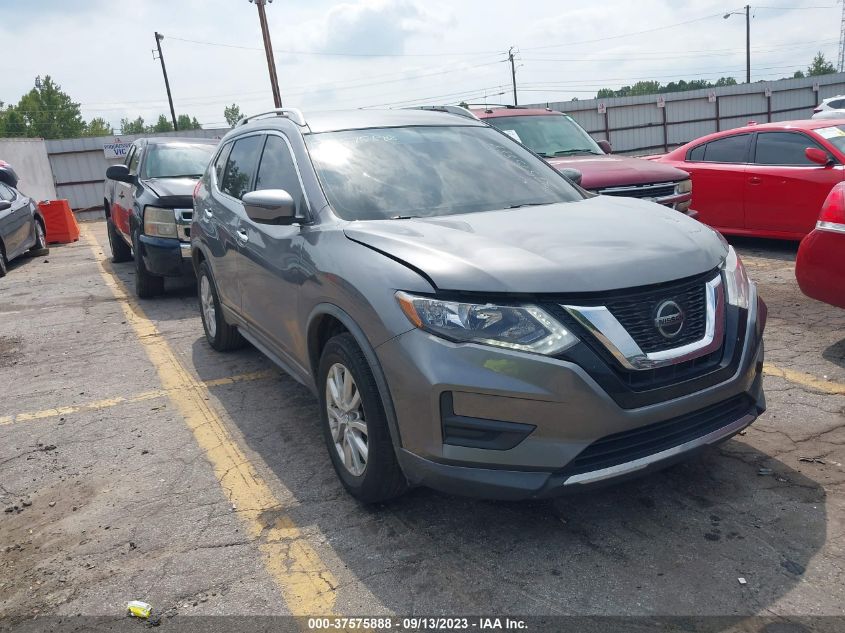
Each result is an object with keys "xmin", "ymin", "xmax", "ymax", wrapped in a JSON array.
[
  {"xmin": 745, "ymin": 4, "xmax": 751, "ymax": 84},
  {"xmin": 250, "ymin": 0, "xmax": 282, "ymax": 108},
  {"xmin": 838, "ymin": 0, "xmax": 845, "ymax": 72},
  {"xmin": 508, "ymin": 46, "xmax": 518, "ymax": 106},
  {"xmin": 154, "ymin": 32, "xmax": 178, "ymax": 130},
  {"xmin": 723, "ymin": 6, "xmax": 751, "ymax": 83}
]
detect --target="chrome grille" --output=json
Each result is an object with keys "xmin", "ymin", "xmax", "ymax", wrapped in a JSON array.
[
  {"xmin": 175, "ymin": 208, "xmax": 192, "ymax": 242},
  {"xmin": 597, "ymin": 182, "xmax": 676, "ymax": 201}
]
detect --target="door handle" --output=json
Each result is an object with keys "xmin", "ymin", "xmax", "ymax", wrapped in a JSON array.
[
  {"xmin": 748, "ymin": 176, "xmax": 762, "ymax": 185},
  {"xmin": 236, "ymin": 228, "xmax": 249, "ymax": 243}
]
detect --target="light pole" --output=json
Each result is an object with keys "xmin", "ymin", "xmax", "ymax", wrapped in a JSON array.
[
  {"xmin": 154, "ymin": 32, "xmax": 178, "ymax": 130},
  {"xmin": 724, "ymin": 5, "xmax": 751, "ymax": 83},
  {"xmin": 249, "ymin": 0, "xmax": 282, "ymax": 108}
]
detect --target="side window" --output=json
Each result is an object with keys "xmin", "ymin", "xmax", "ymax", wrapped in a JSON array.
[
  {"xmin": 701, "ymin": 134, "xmax": 750, "ymax": 163},
  {"xmin": 213, "ymin": 142, "xmax": 232, "ymax": 185},
  {"xmin": 221, "ymin": 135, "xmax": 264, "ymax": 200},
  {"xmin": 128, "ymin": 146, "xmax": 142, "ymax": 176},
  {"xmin": 0, "ymin": 183, "xmax": 15, "ymax": 202},
  {"xmin": 829, "ymin": 99, "xmax": 845, "ymax": 110},
  {"xmin": 255, "ymin": 135, "xmax": 305, "ymax": 211},
  {"xmin": 754, "ymin": 132, "xmax": 821, "ymax": 166},
  {"xmin": 687, "ymin": 144, "xmax": 706, "ymax": 161}
]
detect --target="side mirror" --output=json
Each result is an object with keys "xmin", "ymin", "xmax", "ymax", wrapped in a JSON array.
[
  {"xmin": 596, "ymin": 139, "xmax": 613, "ymax": 154},
  {"xmin": 106, "ymin": 164, "xmax": 134, "ymax": 183},
  {"xmin": 805, "ymin": 147, "xmax": 833, "ymax": 166},
  {"xmin": 0, "ymin": 200, "xmax": 11, "ymax": 212},
  {"xmin": 242, "ymin": 189, "xmax": 296, "ymax": 225},
  {"xmin": 559, "ymin": 168, "xmax": 583, "ymax": 186}
]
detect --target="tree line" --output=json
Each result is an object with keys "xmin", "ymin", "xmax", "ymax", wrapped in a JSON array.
[
  {"xmin": 594, "ymin": 52, "xmax": 837, "ymax": 99},
  {"xmin": 0, "ymin": 76, "xmax": 204, "ymax": 139}
]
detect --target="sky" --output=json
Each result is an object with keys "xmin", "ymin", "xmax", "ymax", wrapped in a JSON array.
[{"xmin": 0, "ymin": 0, "xmax": 841, "ymax": 132}]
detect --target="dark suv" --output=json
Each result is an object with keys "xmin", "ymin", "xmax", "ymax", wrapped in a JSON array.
[
  {"xmin": 192, "ymin": 108, "xmax": 766, "ymax": 503},
  {"xmin": 104, "ymin": 137, "xmax": 217, "ymax": 297}
]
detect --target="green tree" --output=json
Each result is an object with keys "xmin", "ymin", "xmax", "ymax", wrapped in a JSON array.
[
  {"xmin": 152, "ymin": 114, "xmax": 174, "ymax": 133},
  {"xmin": 176, "ymin": 114, "xmax": 202, "ymax": 130},
  {"xmin": 8, "ymin": 75, "xmax": 85, "ymax": 139},
  {"xmin": 793, "ymin": 70, "xmax": 806, "ymax": 79},
  {"xmin": 120, "ymin": 116, "xmax": 147, "ymax": 134},
  {"xmin": 807, "ymin": 52, "xmax": 836, "ymax": 76},
  {"xmin": 224, "ymin": 103, "xmax": 242, "ymax": 127},
  {"xmin": 84, "ymin": 117, "xmax": 113, "ymax": 136}
]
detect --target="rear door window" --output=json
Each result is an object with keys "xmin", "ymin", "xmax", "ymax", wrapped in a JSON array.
[
  {"xmin": 754, "ymin": 132, "xmax": 823, "ymax": 166},
  {"xmin": 828, "ymin": 98, "xmax": 845, "ymax": 109},
  {"xmin": 213, "ymin": 142, "xmax": 232, "ymax": 185},
  {"xmin": 700, "ymin": 134, "xmax": 750, "ymax": 163},
  {"xmin": 221, "ymin": 135, "xmax": 264, "ymax": 200}
]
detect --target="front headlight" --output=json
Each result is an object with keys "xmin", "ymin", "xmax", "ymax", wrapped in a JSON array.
[
  {"xmin": 395, "ymin": 292, "xmax": 578, "ymax": 355},
  {"xmin": 721, "ymin": 246, "xmax": 751, "ymax": 309},
  {"xmin": 675, "ymin": 179, "xmax": 692, "ymax": 194},
  {"xmin": 143, "ymin": 206, "xmax": 178, "ymax": 238}
]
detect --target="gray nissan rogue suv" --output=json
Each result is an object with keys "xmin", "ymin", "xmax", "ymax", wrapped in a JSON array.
[{"xmin": 192, "ymin": 108, "xmax": 766, "ymax": 503}]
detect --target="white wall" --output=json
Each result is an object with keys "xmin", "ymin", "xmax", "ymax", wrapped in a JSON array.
[{"xmin": 0, "ymin": 138, "xmax": 57, "ymax": 202}]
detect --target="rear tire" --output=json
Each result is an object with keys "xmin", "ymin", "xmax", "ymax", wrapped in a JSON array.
[
  {"xmin": 28, "ymin": 217, "xmax": 49, "ymax": 257},
  {"xmin": 108, "ymin": 218, "xmax": 132, "ymax": 263},
  {"xmin": 133, "ymin": 232, "xmax": 164, "ymax": 299},
  {"xmin": 0, "ymin": 244, "xmax": 7, "ymax": 278},
  {"xmin": 318, "ymin": 333, "xmax": 407, "ymax": 503},
  {"xmin": 197, "ymin": 260, "xmax": 243, "ymax": 351}
]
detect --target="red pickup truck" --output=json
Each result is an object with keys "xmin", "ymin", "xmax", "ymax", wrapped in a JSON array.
[{"xmin": 472, "ymin": 106, "xmax": 693, "ymax": 214}]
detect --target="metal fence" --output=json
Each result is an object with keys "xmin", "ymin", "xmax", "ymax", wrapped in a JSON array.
[
  {"xmin": 526, "ymin": 72, "xmax": 845, "ymax": 155},
  {"xmin": 45, "ymin": 127, "xmax": 229, "ymax": 215}
]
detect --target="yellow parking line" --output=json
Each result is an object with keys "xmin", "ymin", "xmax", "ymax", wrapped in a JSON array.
[
  {"xmin": 0, "ymin": 390, "xmax": 166, "ymax": 427},
  {"xmin": 80, "ymin": 225, "xmax": 338, "ymax": 617},
  {"xmin": 763, "ymin": 363, "xmax": 845, "ymax": 395},
  {"xmin": 0, "ymin": 369, "xmax": 279, "ymax": 427}
]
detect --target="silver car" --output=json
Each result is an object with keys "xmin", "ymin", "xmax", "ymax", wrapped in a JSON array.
[{"xmin": 191, "ymin": 108, "xmax": 766, "ymax": 503}]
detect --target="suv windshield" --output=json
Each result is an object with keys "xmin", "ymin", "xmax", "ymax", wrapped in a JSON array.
[
  {"xmin": 305, "ymin": 125, "xmax": 582, "ymax": 221},
  {"xmin": 486, "ymin": 115, "xmax": 603, "ymax": 158},
  {"xmin": 143, "ymin": 143, "xmax": 215, "ymax": 179}
]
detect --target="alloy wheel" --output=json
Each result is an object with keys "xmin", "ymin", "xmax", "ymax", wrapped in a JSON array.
[
  {"xmin": 200, "ymin": 275, "xmax": 217, "ymax": 339},
  {"xmin": 325, "ymin": 362, "xmax": 368, "ymax": 476}
]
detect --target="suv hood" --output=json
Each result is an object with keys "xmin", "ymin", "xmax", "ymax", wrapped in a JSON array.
[
  {"xmin": 344, "ymin": 197, "xmax": 726, "ymax": 294},
  {"xmin": 547, "ymin": 154, "xmax": 689, "ymax": 190},
  {"xmin": 143, "ymin": 177, "xmax": 197, "ymax": 207}
]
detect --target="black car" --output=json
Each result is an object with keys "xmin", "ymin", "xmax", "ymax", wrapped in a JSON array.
[
  {"xmin": 103, "ymin": 137, "xmax": 218, "ymax": 298},
  {"xmin": 0, "ymin": 162, "xmax": 48, "ymax": 278}
]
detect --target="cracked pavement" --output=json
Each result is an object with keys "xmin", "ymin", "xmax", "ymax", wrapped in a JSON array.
[{"xmin": 0, "ymin": 224, "xmax": 843, "ymax": 626}]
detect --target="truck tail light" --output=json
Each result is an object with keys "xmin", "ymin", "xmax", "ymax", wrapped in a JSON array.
[
  {"xmin": 813, "ymin": 107, "xmax": 822, "ymax": 113},
  {"xmin": 817, "ymin": 182, "xmax": 845, "ymax": 233}
]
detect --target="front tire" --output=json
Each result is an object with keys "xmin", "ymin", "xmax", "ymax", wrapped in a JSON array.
[
  {"xmin": 28, "ymin": 218, "xmax": 49, "ymax": 257},
  {"xmin": 318, "ymin": 333, "xmax": 407, "ymax": 503},
  {"xmin": 108, "ymin": 218, "xmax": 132, "ymax": 263},
  {"xmin": 132, "ymin": 232, "xmax": 164, "ymax": 299},
  {"xmin": 197, "ymin": 260, "xmax": 243, "ymax": 351}
]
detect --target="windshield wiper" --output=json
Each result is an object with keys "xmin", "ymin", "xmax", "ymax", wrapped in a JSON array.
[
  {"xmin": 552, "ymin": 149, "xmax": 600, "ymax": 156},
  {"xmin": 155, "ymin": 173, "xmax": 203, "ymax": 179},
  {"xmin": 506, "ymin": 202, "xmax": 553, "ymax": 209},
  {"xmin": 390, "ymin": 214, "xmax": 419, "ymax": 220}
]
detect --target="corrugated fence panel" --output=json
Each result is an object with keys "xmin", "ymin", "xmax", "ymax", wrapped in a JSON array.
[
  {"xmin": 526, "ymin": 73, "xmax": 845, "ymax": 156},
  {"xmin": 46, "ymin": 128, "xmax": 228, "ymax": 212}
]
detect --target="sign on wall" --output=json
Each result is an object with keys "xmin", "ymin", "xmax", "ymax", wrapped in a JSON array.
[
  {"xmin": 103, "ymin": 138, "xmax": 132, "ymax": 160},
  {"xmin": 597, "ymin": 102, "xmax": 607, "ymax": 114}
]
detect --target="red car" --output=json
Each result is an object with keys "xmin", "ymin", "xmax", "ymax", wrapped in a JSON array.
[
  {"xmin": 473, "ymin": 107, "xmax": 693, "ymax": 213},
  {"xmin": 655, "ymin": 119, "xmax": 845, "ymax": 240},
  {"xmin": 796, "ymin": 181, "xmax": 845, "ymax": 308}
]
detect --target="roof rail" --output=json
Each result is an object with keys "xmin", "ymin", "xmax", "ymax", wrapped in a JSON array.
[
  {"xmin": 403, "ymin": 105, "xmax": 480, "ymax": 121},
  {"xmin": 236, "ymin": 108, "xmax": 307, "ymax": 127}
]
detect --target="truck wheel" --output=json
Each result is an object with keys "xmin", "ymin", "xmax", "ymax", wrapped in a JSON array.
[
  {"xmin": 108, "ymin": 218, "xmax": 132, "ymax": 263},
  {"xmin": 197, "ymin": 260, "xmax": 243, "ymax": 351},
  {"xmin": 318, "ymin": 333, "xmax": 407, "ymax": 503},
  {"xmin": 28, "ymin": 218, "xmax": 49, "ymax": 257},
  {"xmin": 0, "ymin": 243, "xmax": 7, "ymax": 278},
  {"xmin": 133, "ymin": 232, "xmax": 164, "ymax": 299}
]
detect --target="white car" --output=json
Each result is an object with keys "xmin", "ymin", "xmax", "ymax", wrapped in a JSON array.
[{"xmin": 812, "ymin": 95, "xmax": 845, "ymax": 119}]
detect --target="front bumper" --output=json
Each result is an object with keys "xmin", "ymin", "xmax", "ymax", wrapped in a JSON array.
[
  {"xmin": 376, "ymin": 290, "xmax": 766, "ymax": 500},
  {"xmin": 138, "ymin": 235, "xmax": 194, "ymax": 278}
]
